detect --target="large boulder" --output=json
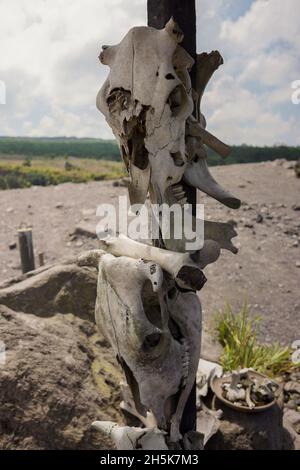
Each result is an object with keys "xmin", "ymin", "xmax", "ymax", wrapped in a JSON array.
[
  {"xmin": 0, "ymin": 261, "xmax": 98, "ymax": 320},
  {"xmin": 0, "ymin": 305, "xmax": 122, "ymax": 449}
]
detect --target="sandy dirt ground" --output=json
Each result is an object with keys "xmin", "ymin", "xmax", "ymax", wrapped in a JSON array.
[{"xmin": 0, "ymin": 161, "xmax": 299, "ymax": 344}]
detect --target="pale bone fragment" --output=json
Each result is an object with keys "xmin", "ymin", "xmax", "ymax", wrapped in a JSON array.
[
  {"xmin": 92, "ymin": 421, "xmax": 168, "ymax": 450},
  {"xmin": 245, "ymin": 385, "xmax": 255, "ymax": 409},
  {"xmin": 194, "ymin": 51, "xmax": 224, "ymax": 123},
  {"xmin": 98, "ymin": 234, "xmax": 220, "ymax": 290},
  {"xmin": 120, "ymin": 380, "xmax": 157, "ymax": 428},
  {"xmin": 223, "ymin": 371, "xmax": 246, "ymax": 402},
  {"xmin": 187, "ymin": 116, "xmax": 231, "ymax": 158},
  {"xmin": 196, "ymin": 359, "xmax": 223, "ymax": 397},
  {"xmin": 196, "ymin": 410, "xmax": 220, "ymax": 446}
]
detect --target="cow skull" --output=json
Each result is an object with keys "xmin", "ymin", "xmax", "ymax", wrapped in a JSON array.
[{"xmin": 94, "ymin": 251, "xmax": 202, "ymax": 443}]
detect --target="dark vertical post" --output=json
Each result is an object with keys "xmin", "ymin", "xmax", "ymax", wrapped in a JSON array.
[
  {"xmin": 148, "ymin": 0, "xmax": 197, "ymax": 436},
  {"xmin": 18, "ymin": 228, "xmax": 35, "ymax": 274}
]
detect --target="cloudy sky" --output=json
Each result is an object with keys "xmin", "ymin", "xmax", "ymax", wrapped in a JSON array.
[{"xmin": 0, "ymin": 0, "xmax": 299, "ymax": 145}]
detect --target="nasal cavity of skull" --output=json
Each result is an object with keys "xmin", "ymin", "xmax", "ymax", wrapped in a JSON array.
[
  {"xmin": 165, "ymin": 73, "xmax": 175, "ymax": 80},
  {"xmin": 170, "ymin": 151, "xmax": 184, "ymax": 167},
  {"xmin": 167, "ymin": 85, "xmax": 184, "ymax": 117},
  {"xmin": 141, "ymin": 280, "xmax": 163, "ymax": 329},
  {"xmin": 129, "ymin": 123, "xmax": 149, "ymax": 171}
]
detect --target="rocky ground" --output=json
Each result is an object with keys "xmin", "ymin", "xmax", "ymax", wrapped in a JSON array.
[
  {"xmin": 0, "ymin": 160, "xmax": 299, "ymax": 344},
  {"xmin": 0, "ymin": 305, "xmax": 122, "ymax": 449},
  {"xmin": 0, "ymin": 159, "xmax": 299, "ymax": 450}
]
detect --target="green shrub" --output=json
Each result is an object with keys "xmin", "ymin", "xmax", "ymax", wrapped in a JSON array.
[
  {"xmin": 214, "ymin": 301, "xmax": 299, "ymax": 377},
  {"xmin": 23, "ymin": 156, "xmax": 32, "ymax": 167},
  {"xmin": 0, "ymin": 159, "xmax": 125, "ymax": 189}
]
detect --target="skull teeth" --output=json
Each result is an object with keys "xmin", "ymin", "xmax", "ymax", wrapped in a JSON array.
[
  {"xmin": 172, "ymin": 185, "xmax": 187, "ymax": 206},
  {"xmin": 181, "ymin": 339, "xmax": 190, "ymax": 387}
]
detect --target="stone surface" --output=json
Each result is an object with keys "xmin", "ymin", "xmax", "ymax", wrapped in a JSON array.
[
  {"xmin": 0, "ymin": 262, "xmax": 98, "ymax": 320},
  {"xmin": 283, "ymin": 410, "xmax": 300, "ymax": 450},
  {"xmin": 0, "ymin": 305, "xmax": 122, "ymax": 450}
]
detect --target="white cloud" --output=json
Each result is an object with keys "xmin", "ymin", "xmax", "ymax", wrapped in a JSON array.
[
  {"xmin": 0, "ymin": 0, "xmax": 299, "ymax": 145},
  {"xmin": 0, "ymin": 0, "xmax": 146, "ymax": 138},
  {"xmin": 200, "ymin": 0, "xmax": 300, "ymax": 145}
]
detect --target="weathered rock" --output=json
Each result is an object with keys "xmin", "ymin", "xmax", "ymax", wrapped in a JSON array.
[
  {"xmin": 256, "ymin": 213, "xmax": 263, "ymax": 223},
  {"xmin": 0, "ymin": 305, "xmax": 122, "ymax": 450},
  {"xmin": 283, "ymin": 410, "xmax": 300, "ymax": 450},
  {"xmin": 284, "ymin": 381, "xmax": 300, "ymax": 395},
  {"xmin": 0, "ymin": 262, "xmax": 98, "ymax": 320}
]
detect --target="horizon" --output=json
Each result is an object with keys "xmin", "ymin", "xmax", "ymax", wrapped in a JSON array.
[{"xmin": 0, "ymin": 135, "xmax": 299, "ymax": 149}]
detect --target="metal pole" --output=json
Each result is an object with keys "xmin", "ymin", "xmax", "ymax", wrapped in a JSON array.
[
  {"xmin": 148, "ymin": 0, "xmax": 197, "ymax": 436},
  {"xmin": 18, "ymin": 228, "xmax": 35, "ymax": 274}
]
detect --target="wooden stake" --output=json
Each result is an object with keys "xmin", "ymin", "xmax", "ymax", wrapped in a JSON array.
[
  {"xmin": 38, "ymin": 252, "xmax": 45, "ymax": 267},
  {"xmin": 18, "ymin": 228, "xmax": 35, "ymax": 274},
  {"xmin": 148, "ymin": 0, "xmax": 197, "ymax": 436}
]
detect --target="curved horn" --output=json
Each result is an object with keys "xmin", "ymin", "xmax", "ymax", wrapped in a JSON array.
[
  {"xmin": 128, "ymin": 162, "xmax": 151, "ymax": 206},
  {"xmin": 184, "ymin": 158, "xmax": 241, "ymax": 209}
]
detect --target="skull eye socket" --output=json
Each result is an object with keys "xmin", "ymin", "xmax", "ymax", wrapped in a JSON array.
[{"xmin": 170, "ymin": 151, "xmax": 185, "ymax": 167}]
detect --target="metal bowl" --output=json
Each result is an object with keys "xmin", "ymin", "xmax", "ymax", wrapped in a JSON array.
[{"xmin": 211, "ymin": 370, "xmax": 279, "ymax": 413}]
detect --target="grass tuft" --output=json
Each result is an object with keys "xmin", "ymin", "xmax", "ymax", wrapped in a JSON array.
[{"xmin": 214, "ymin": 301, "xmax": 298, "ymax": 377}]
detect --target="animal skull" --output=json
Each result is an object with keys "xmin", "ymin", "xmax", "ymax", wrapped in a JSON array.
[
  {"xmin": 94, "ymin": 251, "xmax": 202, "ymax": 442},
  {"xmin": 97, "ymin": 19, "xmax": 240, "ymax": 251}
]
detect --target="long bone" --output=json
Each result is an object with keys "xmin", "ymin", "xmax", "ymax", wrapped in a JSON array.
[
  {"xmin": 188, "ymin": 116, "xmax": 231, "ymax": 158},
  {"xmin": 98, "ymin": 235, "xmax": 220, "ymax": 291},
  {"xmin": 195, "ymin": 51, "xmax": 224, "ymax": 123},
  {"xmin": 92, "ymin": 421, "xmax": 168, "ymax": 450}
]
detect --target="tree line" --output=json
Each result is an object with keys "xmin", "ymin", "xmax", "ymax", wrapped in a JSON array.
[{"xmin": 0, "ymin": 137, "xmax": 299, "ymax": 165}]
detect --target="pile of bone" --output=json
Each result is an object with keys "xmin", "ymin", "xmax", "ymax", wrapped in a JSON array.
[{"xmin": 222, "ymin": 370, "xmax": 279, "ymax": 410}]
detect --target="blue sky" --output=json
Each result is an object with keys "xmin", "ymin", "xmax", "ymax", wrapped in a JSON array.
[{"xmin": 0, "ymin": 0, "xmax": 299, "ymax": 145}]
